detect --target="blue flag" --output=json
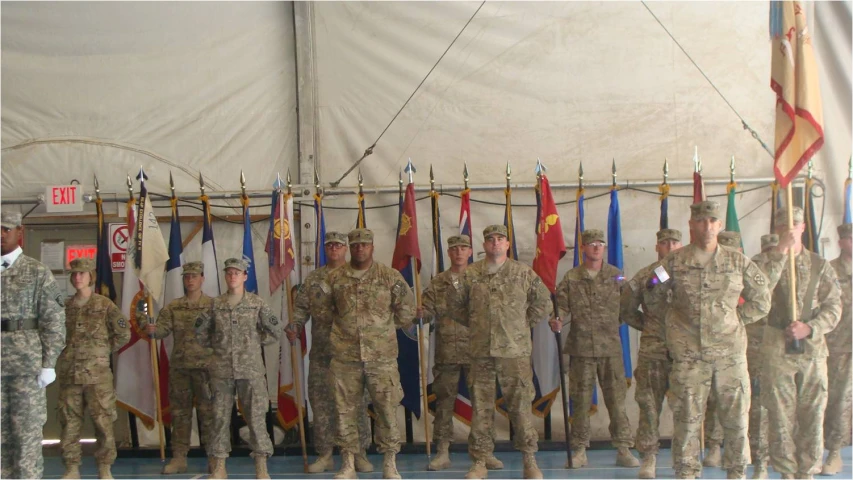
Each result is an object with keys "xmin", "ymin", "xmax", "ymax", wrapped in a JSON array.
[
  {"xmin": 163, "ymin": 199, "xmax": 186, "ymax": 305},
  {"xmin": 95, "ymin": 198, "xmax": 116, "ymax": 302},
  {"xmin": 242, "ymin": 199, "xmax": 258, "ymax": 294},
  {"xmin": 608, "ymin": 188, "xmax": 632, "ymax": 386},
  {"xmin": 200, "ymin": 195, "xmax": 221, "ymax": 297},
  {"xmin": 845, "ymin": 176, "xmax": 852, "ymax": 224},
  {"xmin": 659, "ymin": 184, "xmax": 669, "ymax": 230},
  {"xmin": 315, "ymin": 194, "xmax": 327, "ymax": 268}
]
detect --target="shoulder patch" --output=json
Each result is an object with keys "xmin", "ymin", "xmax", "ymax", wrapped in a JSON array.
[
  {"xmin": 754, "ymin": 273, "xmax": 765, "ymax": 286},
  {"xmin": 269, "ymin": 316, "xmax": 279, "ymax": 325}
]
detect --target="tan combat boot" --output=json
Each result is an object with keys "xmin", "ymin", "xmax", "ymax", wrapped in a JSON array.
[
  {"xmin": 822, "ymin": 450, "xmax": 842, "ymax": 475},
  {"xmin": 207, "ymin": 456, "xmax": 214, "ymax": 474},
  {"xmin": 162, "ymin": 454, "xmax": 188, "ymax": 474},
  {"xmin": 307, "ymin": 452, "xmax": 334, "ymax": 473},
  {"xmin": 795, "ymin": 474, "xmax": 813, "ymax": 480},
  {"xmin": 61, "ymin": 463, "xmax": 81, "ymax": 479},
  {"xmin": 780, "ymin": 475, "xmax": 796, "ymax": 480},
  {"xmin": 464, "ymin": 460, "xmax": 488, "ymax": 479},
  {"xmin": 428, "ymin": 441, "xmax": 452, "ymax": 471},
  {"xmin": 97, "ymin": 463, "xmax": 114, "ymax": 479},
  {"xmin": 752, "ymin": 463, "xmax": 768, "ymax": 479},
  {"xmin": 382, "ymin": 453, "xmax": 401, "ymax": 479},
  {"xmin": 726, "ymin": 467, "xmax": 745, "ymax": 479},
  {"xmin": 704, "ymin": 444, "xmax": 722, "ymax": 467},
  {"xmin": 616, "ymin": 447, "xmax": 640, "ymax": 467},
  {"xmin": 485, "ymin": 454, "xmax": 504, "ymax": 470},
  {"xmin": 522, "ymin": 453, "xmax": 543, "ymax": 479},
  {"xmin": 254, "ymin": 455, "xmax": 270, "ymax": 480},
  {"xmin": 567, "ymin": 447, "xmax": 588, "ymax": 468},
  {"xmin": 209, "ymin": 457, "xmax": 228, "ymax": 479},
  {"xmin": 354, "ymin": 451, "xmax": 374, "ymax": 473},
  {"xmin": 334, "ymin": 452, "xmax": 356, "ymax": 480},
  {"xmin": 639, "ymin": 453, "xmax": 656, "ymax": 479}
]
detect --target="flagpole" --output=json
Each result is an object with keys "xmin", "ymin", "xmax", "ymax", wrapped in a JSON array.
[
  {"xmin": 784, "ymin": 183, "xmax": 803, "ymax": 354},
  {"xmin": 145, "ymin": 295, "xmax": 167, "ymax": 461}
]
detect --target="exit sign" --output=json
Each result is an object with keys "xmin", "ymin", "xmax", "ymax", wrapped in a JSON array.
[
  {"xmin": 65, "ymin": 244, "xmax": 97, "ymax": 269},
  {"xmin": 45, "ymin": 185, "xmax": 84, "ymax": 213}
]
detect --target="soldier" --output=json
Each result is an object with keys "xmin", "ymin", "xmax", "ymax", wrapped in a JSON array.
[
  {"xmin": 756, "ymin": 207, "xmax": 842, "ymax": 479},
  {"xmin": 144, "ymin": 261, "xmax": 215, "ymax": 474},
  {"xmin": 57, "ymin": 258, "xmax": 130, "ymax": 479},
  {"xmin": 549, "ymin": 228, "xmax": 639, "ymax": 469},
  {"xmin": 649, "ymin": 201, "xmax": 772, "ymax": 479},
  {"xmin": 325, "ymin": 228, "xmax": 416, "ymax": 479},
  {"xmin": 621, "ymin": 228, "xmax": 683, "ymax": 479},
  {"xmin": 1, "ymin": 211, "xmax": 66, "ymax": 479},
  {"xmin": 457, "ymin": 225, "xmax": 551, "ymax": 480},
  {"xmin": 195, "ymin": 258, "xmax": 281, "ymax": 479},
  {"xmin": 822, "ymin": 223, "xmax": 852, "ymax": 475},
  {"xmin": 416, "ymin": 234, "xmax": 503, "ymax": 472},
  {"xmin": 285, "ymin": 232, "xmax": 374, "ymax": 474}
]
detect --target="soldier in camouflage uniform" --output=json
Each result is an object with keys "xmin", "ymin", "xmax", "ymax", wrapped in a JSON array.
[
  {"xmin": 144, "ymin": 261, "xmax": 214, "ymax": 474},
  {"xmin": 57, "ymin": 258, "xmax": 131, "ymax": 480},
  {"xmin": 550, "ymin": 228, "xmax": 639, "ymax": 469},
  {"xmin": 416, "ymin": 234, "xmax": 502, "ymax": 472},
  {"xmin": 325, "ymin": 228, "xmax": 415, "ymax": 480},
  {"xmin": 755, "ymin": 207, "xmax": 842, "ymax": 479},
  {"xmin": 822, "ymin": 223, "xmax": 852, "ymax": 476},
  {"xmin": 621, "ymin": 228, "xmax": 683, "ymax": 479},
  {"xmin": 1, "ymin": 211, "xmax": 66, "ymax": 479},
  {"xmin": 194, "ymin": 258, "xmax": 281, "ymax": 480},
  {"xmin": 285, "ymin": 232, "xmax": 374, "ymax": 474},
  {"xmin": 457, "ymin": 225, "xmax": 551, "ymax": 480},
  {"xmin": 648, "ymin": 201, "xmax": 773, "ymax": 479}
]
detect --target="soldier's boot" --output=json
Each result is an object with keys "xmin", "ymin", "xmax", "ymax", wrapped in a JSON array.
[
  {"xmin": 638, "ymin": 453, "xmax": 657, "ymax": 479},
  {"xmin": 780, "ymin": 475, "xmax": 796, "ymax": 480},
  {"xmin": 795, "ymin": 474, "xmax": 813, "ymax": 480},
  {"xmin": 61, "ymin": 463, "xmax": 81, "ymax": 479},
  {"xmin": 428, "ymin": 441, "xmax": 452, "ymax": 471},
  {"xmin": 703, "ymin": 444, "xmax": 722, "ymax": 468},
  {"xmin": 616, "ymin": 447, "xmax": 640, "ymax": 467},
  {"xmin": 334, "ymin": 452, "xmax": 356, "ymax": 480},
  {"xmin": 675, "ymin": 474, "xmax": 696, "ymax": 480},
  {"xmin": 382, "ymin": 453, "xmax": 401, "ymax": 480},
  {"xmin": 207, "ymin": 456, "xmax": 215, "ymax": 474},
  {"xmin": 522, "ymin": 453, "xmax": 543, "ymax": 479},
  {"xmin": 726, "ymin": 467, "xmax": 745, "ymax": 479},
  {"xmin": 751, "ymin": 463, "xmax": 768, "ymax": 479},
  {"xmin": 97, "ymin": 463, "xmax": 114, "ymax": 480},
  {"xmin": 567, "ymin": 447, "xmax": 588, "ymax": 468},
  {"xmin": 210, "ymin": 457, "xmax": 228, "ymax": 479},
  {"xmin": 355, "ymin": 451, "xmax": 374, "ymax": 473},
  {"xmin": 307, "ymin": 452, "xmax": 334, "ymax": 473},
  {"xmin": 162, "ymin": 454, "xmax": 188, "ymax": 474},
  {"xmin": 254, "ymin": 456, "xmax": 271, "ymax": 480},
  {"xmin": 822, "ymin": 450, "xmax": 842, "ymax": 475},
  {"xmin": 464, "ymin": 460, "xmax": 488, "ymax": 479}
]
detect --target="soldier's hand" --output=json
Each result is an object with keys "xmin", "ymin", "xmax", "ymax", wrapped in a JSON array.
[
  {"xmin": 416, "ymin": 306, "xmax": 425, "ymax": 320},
  {"xmin": 549, "ymin": 317, "xmax": 562, "ymax": 333},
  {"xmin": 285, "ymin": 323, "xmax": 301, "ymax": 342},
  {"xmin": 145, "ymin": 324, "xmax": 157, "ymax": 336},
  {"xmin": 776, "ymin": 230, "xmax": 798, "ymax": 253},
  {"xmin": 786, "ymin": 321, "xmax": 812, "ymax": 341}
]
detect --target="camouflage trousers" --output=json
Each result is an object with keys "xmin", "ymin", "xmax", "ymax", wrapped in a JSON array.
[
  {"xmin": 747, "ymin": 353, "xmax": 768, "ymax": 466},
  {"xmin": 824, "ymin": 353, "xmax": 852, "ymax": 451},
  {"xmin": 169, "ymin": 367, "xmax": 214, "ymax": 456},
  {"xmin": 58, "ymin": 381, "xmax": 118, "ymax": 465},
  {"xmin": 309, "ymin": 357, "xmax": 372, "ymax": 455},
  {"xmin": 762, "ymin": 355, "xmax": 827, "ymax": 476},
  {"xmin": 703, "ymin": 389, "xmax": 724, "ymax": 448},
  {"xmin": 332, "ymin": 358, "xmax": 402, "ymax": 455},
  {"xmin": 670, "ymin": 355, "xmax": 750, "ymax": 476},
  {"xmin": 207, "ymin": 376, "xmax": 272, "ymax": 458},
  {"xmin": 569, "ymin": 355, "xmax": 633, "ymax": 449},
  {"xmin": 633, "ymin": 356, "xmax": 671, "ymax": 454},
  {"xmin": 1, "ymin": 375, "xmax": 46, "ymax": 479},
  {"xmin": 468, "ymin": 356, "xmax": 537, "ymax": 460}
]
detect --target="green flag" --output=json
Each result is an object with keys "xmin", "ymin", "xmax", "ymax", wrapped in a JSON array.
[{"xmin": 726, "ymin": 182, "xmax": 743, "ymax": 249}]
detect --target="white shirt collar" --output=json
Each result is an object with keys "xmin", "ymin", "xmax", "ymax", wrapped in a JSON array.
[{"xmin": 1, "ymin": 246, "xmax": 23, "ymax": 271}]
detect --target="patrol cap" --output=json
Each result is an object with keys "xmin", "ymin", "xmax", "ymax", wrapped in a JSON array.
[
  {"xmin": 838, "ymin": 223, "xmax": 852, "ymax": 239},
  {"xmin": 324, "ymin": 231, "xmax": 348, "ymax": 245},
  {"xmin": 761, "ymin": 234, "xmax": 779, "ymax": 250},
  {"xmin": 223, "ymin": 258, "xmax": 249, "ymax": 272},
  {"xmin": 581, "ymin": 229, "xmax": 606, "ymax": 245},
  {"xmin": 690, "ymin": 201, "xmax": 722, "ymax": 221},
  {"xmin": 717, "ymin": 231, "xmax": 742, "ymax": 248},
  {"xmin": 447, "ymin": 235, "xmax": 472, "ymax": 248},
  {"xmin": 483, "ymin": 225, "xmax": 507, "ymax": 239},
  {"xmin": 348, "ymin": 228, "xmax": 374, "ymax": 244},
  {"xmin": 773, "ymin": 206, "xmax": 804, "ymax": 226},
  {"xmin": 182, "ymin": 261, "xmax": 204, "ymax": 275},
  {"xmin": 69, "ymin": 258, "xmax": 96, "ymax": 273},
  {"xmin": 1, "ymin": 211, "xmax": 22, "ymax": 229},
  {"xmin": 656, "ymin": 229, "xmax": 682, "ymax": 243}
]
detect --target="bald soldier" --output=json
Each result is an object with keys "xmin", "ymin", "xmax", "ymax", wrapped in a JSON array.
[
  {"xmin": 823, "ymin": 223, "xmax": 852, "ymax": 476},
  {"xmin": 647, "ymin": 201, "xmax": 772, "ymax": 479},
  {"xmin": 754, "ymin": 207, "xmax": 841, "ymax": 479},
  {"xmin": 550, "ymin": 228, "xmax": 639, "ymax": 469},
  {"xmin": 621, "ymin": 228, "xmax": 683, "ymax": 479}
]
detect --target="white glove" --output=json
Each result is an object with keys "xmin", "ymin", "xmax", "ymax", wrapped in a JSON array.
[{"xmin": 37, "ymin": 368, "xmax": 56, "ymax": 389}]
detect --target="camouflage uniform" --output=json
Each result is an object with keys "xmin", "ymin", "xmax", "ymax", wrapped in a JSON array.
[
  {"xmin": 194, "ymin": 262, "xmax": 281, "ymax": 459},
  {"xmin": 1, "ymin": 241, "xmax": 66, "ymax": 478},
  {"xmin": 327, "ymin": 256, "xmax": 415, "ymax": 455},
  {"xmin": 57, "ymin": 287, "xmax": 130, "ymax": 467},
  {"xmin": 824, "ymin": 250, "xmax": 852, "ymax": 453},
  {"xmin": 557, "ymin": 259, "xmax": 633, "ymax": 451}
]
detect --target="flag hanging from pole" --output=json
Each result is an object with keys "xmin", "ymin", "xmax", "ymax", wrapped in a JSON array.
[
  {"xmin": 659, "ymin": 183, "xmax": 670, "ymax": 230},
  {"xmin": 803, "ymin": 177, "xmax": 820, "ymax": 253},
  {"xmin": 726, "ymin": 182, "xmax": 743, "ymax": 249},
  {"xmin": 200, "ymin": 195, "xmax": 221, "ymax": 297},
  {"xmin": 845, "ymin": 175, "xmax": 852, "ymax": 224},
  {"xmin": 459, "ymin": 188, "xmax": 473, "ymax": 263},
  {"xmin": 265, "ymin": 187, "xmax": 296, "ymax": 294},
  {"xmin": 315, "ymin": 194, "xmax": 327, "ymax": 268},
  {"xmin": 770, "ymin": 181, "xmax": 783, "ymax": 232},
  {"xmin": 95, "ymin": 198, "xmax": 117, "ymax": 302},
  {"xmin": 135, "ymin": 180, "xmax": 170, "ymax": 302},
  {"xmin": 356, "ymin": 191, "xmax": 367, "ymax": 229},
  {"xmin": 241, "ymin": 196, "xmax": 259, "ymax": 294},
  {"xmin": 608, "ymin": 186, "xmax": 632, "ymax": 387},
  {"xmin": 504, "ymin": 187, "xmax": 519, "ymax": 261}
]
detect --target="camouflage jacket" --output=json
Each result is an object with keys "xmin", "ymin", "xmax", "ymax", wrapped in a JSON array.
[
  {"xmin": 456, "ymin": 259, "xmax": 551, "ymax": 359},
  {"xmin": 195, "ymin": 292, "xmax": 280, "ymax": 379},
  {"xmin": 826, "ymin": 256, "xmax": 851, "ymax": 355},
  {"xmin": 621, "ymin": 260, "xmax": 669, "ymax": 361},
  {"xmin": 657, "ymin": 244, "xmax": 771, "ymax": 361},
  {"xmin": 422, "ymin": 269, "xmax": 469, "ymax": 365},
  {"xmin": 756, "ymin": 249, "xmax": 842, "ymax": 359},
  {"xmin": 0, "ymin": 254, "xmax": 66, "ymax": 376},
  {"xmin": 744, "ymin": 251, "xmax": 788, "ymax": 360},
  {"xmin": 150, "ymin": 294, "xmax": 214, "ymax": 369},
  {"xmin": 58, "ymin": 293, "xmax": 129, "ymax": 385},
  {"xmin": 293, "ymin": 265, "xmax": 339, "ymax": 361},
  {"xmin": 557, "ymin": 263, "xmax": 625, "ymax": 357},
  {"xmin": 328, "ymin": 262, "xmax": 416, "ymax": 362}
]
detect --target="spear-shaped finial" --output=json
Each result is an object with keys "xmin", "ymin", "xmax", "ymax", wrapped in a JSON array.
[
  {"xmin": 578, "ymin": 162, "xmax": 584, "ymax": 189},
  {"xmin": 127, "ymin": 174, "xmax": 133, "ymax": 196},
  {"xmin": 506, "ymin": 162, "xmax": 512, "ymax": 189},
  {"xmin": 240, "ymin": 170, "xmax": 247, "ymax": 198},
  {"xmin": 274, "ymin": 172, "xmax": 283, "ymax": 192},
  {"xmin": 404, "ymin": 158, "xmax": 416, "ymax": 184},
  {"xmin": 198, "ymin": 172, "xmax": 206, "ymax": 196},
  {"xmin": 429, "ymin": 165, "xmax": 435, "ymax": 192},
  {"xmin": 463, "ymin": 162, "xmax": 470, "ymax": 189},
  {"xmin": 398, "ymin": 169, "xmax": 403, "ymax": 195},
  {"xmin": 535, "ymin": 157, "xmax": 547, "ymax": 176},
  {"xmin": 663, "ymin": 158, "xmax": 669, "ymax": 185},
  {"xmin": 358, "ymin": 169, "xmax": 364, "ymax": 191},
  {"xmin": 286, "ymin": 169, "xmax": 292, "ymax": 195},
  {"xmin": 611, "ymin": 158, "xmax": 617, "ymax": 187},
  {"xmin": 730, "ymin": 156, "xmax": 736, "ymax": 183},
  {"xmin": 94, "ymin": 175, "xmax": 101, "ymax": 200},
  {"xmin": 849, "ymin": 155, "xmax": 852, "ymax": 179},
  {"xmin": 807, "ymin": 159, "xmax": 814, "ymax": 179},
  {"xmin": 136, "ymin": 166, "xmax": 148, "ymax": 184},
  {"xmin": 313, "ymin": 165, "xmax": 321, "ymax": 193},
  {"xmin": 169, "ymin": 171, "xmax": 176, "ymax": 199},
  {"xmin": 693, "ymin": 146, "xmax": 700, "ymax": 173}
]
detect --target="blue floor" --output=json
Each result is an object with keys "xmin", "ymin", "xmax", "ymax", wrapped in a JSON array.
[{"xmin": 44, "ymin": 447, "xmax": 852, "ymax": 478}]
